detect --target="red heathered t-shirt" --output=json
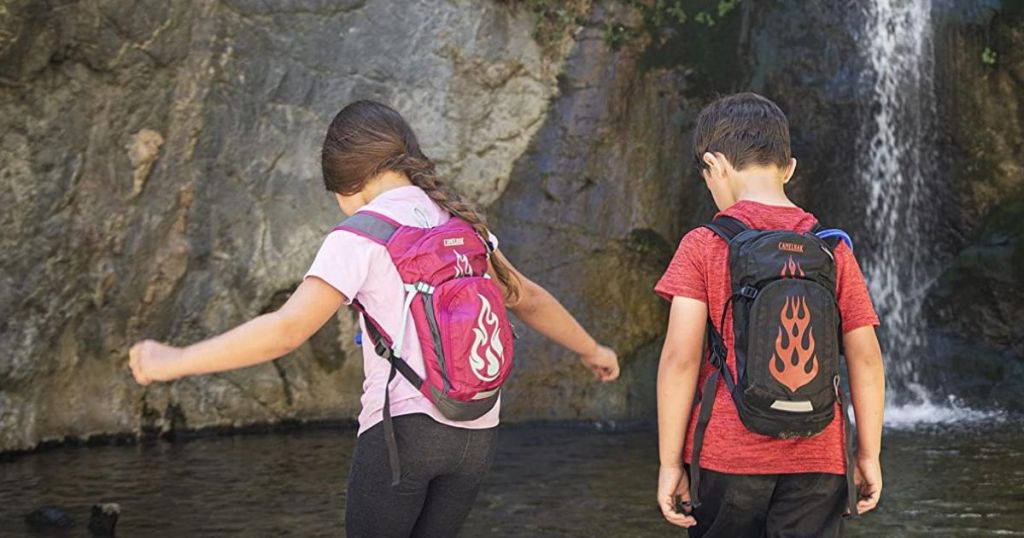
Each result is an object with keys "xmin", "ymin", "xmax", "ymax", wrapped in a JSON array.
[{"xmin": 655, "ymin": 201, "xmax": 880, "ymax": 475}]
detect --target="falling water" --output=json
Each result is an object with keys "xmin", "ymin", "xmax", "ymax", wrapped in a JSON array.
[
  {"xmin": 857, "ymin": 0, "xmax": 1000, "ymax": 425},
  {"xmin": 859, "ymin": 0, "xmax": 935, "ymax": 392}
]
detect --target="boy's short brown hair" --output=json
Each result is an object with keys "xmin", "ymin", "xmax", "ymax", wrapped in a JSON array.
[{"xmin": 692, "ymin": 92, "xmax": 791, "ymax": 172}]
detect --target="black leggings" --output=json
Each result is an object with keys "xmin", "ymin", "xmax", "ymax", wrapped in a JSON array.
[{"xmin": 345, "ymin": 414, "xmax": 498, "ymax": 537}]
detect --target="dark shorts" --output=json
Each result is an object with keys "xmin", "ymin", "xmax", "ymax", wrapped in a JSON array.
[
  {"xmin": 686, "ymin": 467, "xmax": 848, "ymax": 538},
  {"xmin": 345, "ymin": 413, "xmax": 498, "ymax": 537}
]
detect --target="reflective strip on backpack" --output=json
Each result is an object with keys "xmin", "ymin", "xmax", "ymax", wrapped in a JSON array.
[
  {"xmin": 471, "ymin": 388, "xmax": 500, "ymax": 401},
  {"xmin": 769, "ymin": 400, "xmax": 814, "ymax": 413},
  {"xmin": 391, "ymin": 282, "xmax": 435, "ymax": 359}
]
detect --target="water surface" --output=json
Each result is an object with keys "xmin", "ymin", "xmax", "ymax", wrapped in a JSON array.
[{"xmin": 1, "ymin": 421, "xmax": 1021, "ymax": 537}]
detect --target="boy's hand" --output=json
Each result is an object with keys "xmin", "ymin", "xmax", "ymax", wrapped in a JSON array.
[
  {"xmin": 657, "ymin": 465, "xmax": 697, "ymax": 528},
  {"xmin": 580, "ymin": 344, "xmax": 619, "ymax": 382},
  {"xmin": 129, "ymin": 340, "xmax": 184, "ymax": 386},
  {"xmin": 854, "ymin": 454, "xmax": 883, "ymax": 514}
]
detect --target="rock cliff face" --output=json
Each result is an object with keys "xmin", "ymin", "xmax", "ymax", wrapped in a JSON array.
[
  {"xmin": 488, "ymin": 3, "xmax": 707, "ymax": 422},
  {"xmin": 0, "ymin": 0, "xmax": 563, "ymax": 451},
  {"xmin": 922, "ymin": 2, "xmax": 1024, "ymax": 409},
  {"xmin": 2, "ymin": 0, "xmax": 1022, "ymax": 452}
]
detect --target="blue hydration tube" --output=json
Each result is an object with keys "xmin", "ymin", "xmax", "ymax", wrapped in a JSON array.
[{"xmin": 815, "ymin": 229, "xmax": 854, "ymax": 251}]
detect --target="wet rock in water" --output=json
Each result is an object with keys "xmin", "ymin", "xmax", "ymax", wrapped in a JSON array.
[
  {"xmin": 24, "ymin": 506, "xmax": 76, "ymax": 529},
  {"xmin": 88, "ymin": 503, "xmax": 120, "ymax": 537}
]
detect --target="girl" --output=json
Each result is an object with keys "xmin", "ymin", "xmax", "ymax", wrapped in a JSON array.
[{"xmin": 128, "ymin": 100, "xmax": 620, "ymax": 537}]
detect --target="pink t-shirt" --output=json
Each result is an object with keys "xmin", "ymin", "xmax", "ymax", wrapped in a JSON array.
[{"xmin": 304, "ymin": 186, "xmax": 500, "ymax": 435}]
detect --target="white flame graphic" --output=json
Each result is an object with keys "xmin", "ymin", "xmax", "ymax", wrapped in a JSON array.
[
  {"xmin": 469, "ymin": 294, "xmax": 503, "ymax": 382},
  {"xmin": 454, "ymin": 250, "xmax": 473, "ymax": 278}
]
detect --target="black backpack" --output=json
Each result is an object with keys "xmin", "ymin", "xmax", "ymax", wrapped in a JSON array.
[{"xmin": 688, "ymin": 215, "xmax": 858, "ymax": 516}]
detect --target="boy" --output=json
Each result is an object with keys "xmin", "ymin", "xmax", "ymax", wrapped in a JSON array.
[{"xmin": 654, "ymin": 93, "xmax": 885, "ymax": 537}]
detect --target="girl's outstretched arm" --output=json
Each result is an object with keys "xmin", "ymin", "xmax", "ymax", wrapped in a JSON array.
[
  {"xmin": 129, "ymin": 277, "xmax": 345, "ymax": 385},
  {"xmin": 489, "ymin": 249, "xmax": 619, "ymax": 382}
]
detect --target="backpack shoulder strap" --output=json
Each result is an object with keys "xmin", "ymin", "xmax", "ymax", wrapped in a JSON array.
[
  {"xmin": 333, "ymin": 211, "xmax": 402, "ymax": 245},
  {"xmin": 701, "ymin": 215, "xmax": 749, "ymax": 243}
]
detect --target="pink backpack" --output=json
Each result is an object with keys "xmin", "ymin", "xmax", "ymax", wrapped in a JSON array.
[{"xmin": 336, "ymin": 210, "xmax": 515, "ymax": 484}]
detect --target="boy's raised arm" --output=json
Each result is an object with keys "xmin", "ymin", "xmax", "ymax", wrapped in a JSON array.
[
  {"xmin": 843, "ymin": 325, "xmax": 885, "ymax": 514},
  {"xmin": 656, "ymin": 296, "xmax": 707, "ymax": 528}
]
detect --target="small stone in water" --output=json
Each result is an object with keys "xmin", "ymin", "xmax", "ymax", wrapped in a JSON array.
[
  {"xmin": 88, "ymin": 503, "xmax": 120, "ymax": 537},
  {"xmin": 24, "ymin": 506, "xmax": 76, "ymax": 528}
]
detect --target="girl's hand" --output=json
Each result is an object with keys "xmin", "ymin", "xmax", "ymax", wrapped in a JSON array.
[
  {"xmin": 580, "ymin": 344, "xmax": 620, "ymax": 382},
  {"xmin": 128, "ymin": 340, "xmax": 184, "ymax": 386},
  {"xmin": 657, "ymin": 465, "xmax": 697, "ymax": 528}
]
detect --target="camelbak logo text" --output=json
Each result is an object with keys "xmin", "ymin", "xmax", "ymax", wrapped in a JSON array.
[
  {"xmin": 469, "ymin": 294, "xmax": 503, "ymax": 382},
  {"xmin": 444, "ymin": 238, "xmax": 465, "ymax": 247},
  {"xmin": 454, "ymin": 251, "xmax": 473, "ymax": 278},
  {"xmin": 778, "ymin": 241, "xmax": 804, "ymax": 253},
  {"xmin": 769, "ymin": 296, "xmax": 819, "ymax": 393}
]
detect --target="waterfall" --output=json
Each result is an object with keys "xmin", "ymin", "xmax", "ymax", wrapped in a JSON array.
[
  {"xmin": 857, "ymin": 0, "xmax": 999, "ymax": 425},
  {"xmin": 859, "ymin": 0, "xmax": 935, "ymax": 396}
]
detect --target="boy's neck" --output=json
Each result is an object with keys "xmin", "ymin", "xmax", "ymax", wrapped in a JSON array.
[
  {"xmin": 734, "ymin": 190, "xmax": 796, "ymax": 208},
  {"xmin": 731, "ymin": 169, "xmax": 796, "ymax": 208}
]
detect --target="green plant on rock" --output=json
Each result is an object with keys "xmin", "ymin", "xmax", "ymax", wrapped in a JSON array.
[
  {"xmin": 666, "ymin": 1, "xmax": 688, "ymax": 24},
  {"xmin": 982, "ymin": 46, "xmax": 998, "ymax": 66},
  {"xmin": 688, "ymin": 0, "xmax": 737, "ymax": 26},
  {"xmin": 694, "ymin": 10, "xmax": 714, "ymax": 26},
  {"xmin": 623, "ymin": 0, "xmax": 743, "ymax": 47},
  {"xmin": 648, "ymin": 0, "xmax": 688, "ymax": 27},
  {"xmin": 716, "ymin": 0, "xmax": 741, "ymax": 18},
  {"xmin": 500, "ymin": 0, "xmax": 587, "ymax": 48},
  {"xmin": 603, "ymin": 21, "xmax": 632, "ymax": 50},
  {"xmin": 510, "ymin": 0, "xmax": 745, "ymax": 69}
]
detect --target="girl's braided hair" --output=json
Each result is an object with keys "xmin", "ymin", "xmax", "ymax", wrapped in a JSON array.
[{"xmin": 321, "ymin": 100, "xmax": 521, "ymax": 303}]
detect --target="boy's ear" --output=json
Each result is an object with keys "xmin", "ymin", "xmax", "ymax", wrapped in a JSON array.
[
  {"xmin": 702, "ymin": 152, "xmax": 727, "ymax": 181},
  {"xmin": 701, "ymin": 152, "xmax": 715, "ymax": 172},
  {"xmin": 782, "ymin": 157, "xmax": 797, "ymax": 184}
]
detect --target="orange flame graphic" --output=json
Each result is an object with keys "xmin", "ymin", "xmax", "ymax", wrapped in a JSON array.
[
  {"xmin": 769, "ymin": 296, "xmax": 818, "ymax": 392},
  {"xmin": 780, "ymin": 256, "xmax": 805, "ymax": 278}
]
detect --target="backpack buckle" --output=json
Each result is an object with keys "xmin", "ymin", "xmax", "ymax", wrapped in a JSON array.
[
  {"xmin": 709, "ymin": 343, "xmax": 728, "ymax": 367},
  {"xmin": 739, "ymin": 286, "xmax": 759, "ymax": 299},
  {"xmin": 374, "ymin": 340, "xmax": 392, "ymax": 361}
]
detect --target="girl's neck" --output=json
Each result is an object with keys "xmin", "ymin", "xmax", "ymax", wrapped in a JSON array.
[{"xmin": 363, "ymin": 170, "xmax": 414, "ymax": 203}]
